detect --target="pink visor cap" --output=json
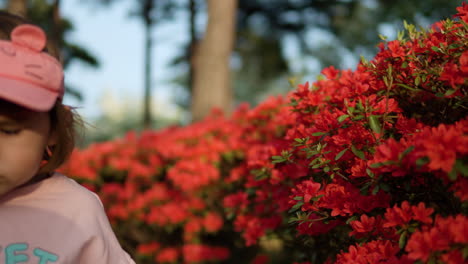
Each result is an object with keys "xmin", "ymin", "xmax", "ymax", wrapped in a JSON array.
[{"xmin": 0, "ymin": 24, "xmax": 64, "ymax": 112}]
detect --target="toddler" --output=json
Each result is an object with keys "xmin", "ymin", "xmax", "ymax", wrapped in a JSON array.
[{"xmin": 0, "ymin": 11, "xmax": 135, "ymax": 264}]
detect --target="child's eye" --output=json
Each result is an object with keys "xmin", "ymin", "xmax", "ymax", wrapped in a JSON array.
[{"xmin": 0, "ymin": 128, "xmax": 21, "ymax": 135}]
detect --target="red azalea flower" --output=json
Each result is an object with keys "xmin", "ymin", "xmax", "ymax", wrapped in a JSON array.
[
  {"xmin": 183, "ymin": 244, "xmax": 229, "ymax": 262},
  {"xmin": 349, "ymin": 214, "xmax": 378, "ymax": 237},
  {"xmin": 223, "ymin": 191, "xmax": 249, "ymax": 211},
  {"xmin": 203, "ymin": 212, "xmax": 224, "ymax": 233},
  {"xmin": 454, "ymin": 2, "xmax": 468, "ymax": 23},
  {"xmin": 335, "ymin": 240, "xmax": 401, "ymax": 264},
  {"xmin": 234, "ymin": 215, "xmax": 265, "ymax": 246},
  {"xmin": 440, "ymin": 62, "xmax": 465, "ymax": 88},
  {"xmin": 441, "ymin": 250, "xmax": 465, "ymax": 264},
  {"xmin": 387, "ymin": 40, "xmax": 406, "ymax": 58},
  {"xmin": 137, "ymin": 242, "xmax": 160, "ymax": 256},
  {"xmin": 290, "ymin": 180, "xmax": 321, "ymax": 204},
  {"xmin": 383, "ymin": 201, "xmax": 413, "ymax": 228},
  {"xmin": 406, "ymin": 228, "xmax": 450, "ymax": 261},
  {"xmin": 411, "ymin": 202, "xmax": 434, "ymax": 224},
  {"xmin": 155, "ymin": 247, "xmax": 179, "ymax": 263}
]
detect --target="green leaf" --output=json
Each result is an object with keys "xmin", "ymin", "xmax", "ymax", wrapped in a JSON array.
[
  {"xmin": 335, "ymin": 148, "xmax": 349, "ymax": 161},
  {"xmin": 397, "ymin": 30, "xmax": 405, "ymax": 41},
  {"xmin": 253, "ymin": 169, "xmax": 269, "ymax": 181},
  {"xmin": 288, "ymin": 201, "xmax": 303, "ymax": 213},
  {"xmin": 346, "ymin": 215, "xmax": 359, "ymax": 224},
  {"xmin": 422, "ymin": 75, "xmax": 427, "ymax": 83},
  {"xmin": 399, "ymin": 231, "xmax": 408, "ymax": 249},
  {"xmin": 383, "ymin": 76, "xmax": 389, "ymax": 87},
  {"xmin": 293, "ymin": 196, "xmax": 303, "ymax": 201},
  {"xmin": 353, "ymin": 115, "xmax": 365, "ymax": 121},
  {"xmin": 311, "ymin": 163, "xmax": 322, "ymax": 169},
  {"xmin": 370, "ymin": 162, "xmax": 384, "ymax": 168},
  {"xmin": 294, "ymin": 138, "xmax": 304, "ymax": 143},
  {"xmin": 338, "ymin": 114, "xmax": 349, "ymax": 123},
  {"xmin": 415, "ymin": 76, "xmax": 421, "ymax": 86},
  {"xmin": 448, "ymin": 43, "xmax": 461, "ymax": 50},
  {"xmin": 396, "ymin": 83, "xmax": 419, "ymax": 91},
  {"xmin": 369, "ymin": 115, "xmax": 382, "ymax": 134},
  {"xmin": 311, "ymin": 194, "xmax": 324, "ymax": 202},
  {"xmin": 356, "ymin": 100, "xmax": 364, "ymax": 110},
  {"xmin": 454, "ymin": 159, "xmax": 468, "ymax": 177},
  {"xmin": 312, "ymin": 132, "xmax": 326, "ymax": 137},
  {"xmin": 306, "ymin": 151, "xmax": 319, "ymax": 159},
  {"xmin": 272, "ymin": 156, "xmax": 286, "ymax": 164},
  {"xmin": 387, "ymin": 64, "xmax": 393, "ymax": 76},
  {"xmin": 288, "ymin": 216, "xmax": 298, "ymax": 224},
  {"xmin": 290, "ymin": 99, "xmax": 298, "ymax": 107},
  {"xmin": 444, "ymin": 89, "xmax": 456, "ymax": 96},
  {"xmin": 309, "ymin": 158, "xmax": 320, "ymax": 166},
  {"xmin": 463, "ymin": 246, "xmax": 468, "ymax": 259},
  {"xmin": 360, "ymin": 183, "xmax": 370, "ymax": 195},
  {"xmin": 399, "ymin": 145, "xmax": 415, "ymax": 161},
  {"xmin": 351, "ymin": 145, "xmax": 366, "ymax": 160},
  {"xmin": 448, "ymin": 169, "xmax": 458, "ymax": 181},
  {"xmin": 372, "ymin": 185, "xmax": 380, "ymax": 195},
  {"xmin": 416, "ymin": 157, "xmax": 429, "ymax": 166}
]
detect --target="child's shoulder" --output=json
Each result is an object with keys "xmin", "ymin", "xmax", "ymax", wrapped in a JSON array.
[
  {"xmin": 48, "ymin": 173, "xmax": 104, "ymax": 209},
  {"xmin": 38, "ymin": 173, "xmax": 110, "ymax": 230}
]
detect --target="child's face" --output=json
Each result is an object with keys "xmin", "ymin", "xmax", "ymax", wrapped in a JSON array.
[{"xmin": 0, "ymin": 101, "xmax": 55, "ymax": 196}]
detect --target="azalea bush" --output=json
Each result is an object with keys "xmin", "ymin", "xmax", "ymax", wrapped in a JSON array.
[{"xmin": 60, "ymin": 4, "xmax": 468, "ymax": 264}]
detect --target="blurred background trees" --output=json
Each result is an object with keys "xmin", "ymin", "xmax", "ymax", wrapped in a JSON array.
[{"xmin": 0, "ymin": 0, "xmax": 462, "ymax": 143}]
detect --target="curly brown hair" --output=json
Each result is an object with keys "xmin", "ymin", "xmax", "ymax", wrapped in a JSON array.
[{"xmin": 0, "ymin": 10, "xmax": 82, "ymax": 176}]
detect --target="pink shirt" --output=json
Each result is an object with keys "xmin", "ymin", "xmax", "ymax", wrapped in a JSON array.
[{"xmin": 0, "ymin": 173, "xmax": 135, "ymax": 264}]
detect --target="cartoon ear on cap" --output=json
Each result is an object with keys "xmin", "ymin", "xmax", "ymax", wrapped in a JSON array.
[{"xmin": 11, "ymin": 24, "xmax": 47, "ymax": 52}]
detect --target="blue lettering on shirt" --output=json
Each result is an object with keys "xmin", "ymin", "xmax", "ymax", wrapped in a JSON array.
[
  {"xmin": 34, "ymin": 248, "xmax": 58, "ymax": 264},
  {"xmin": 2, "ymin": 243, "xmax": 58, "ymax": 264},
  {"xmin": 5, "ymin": 243, "xmax": 28, "ymax": 264}
]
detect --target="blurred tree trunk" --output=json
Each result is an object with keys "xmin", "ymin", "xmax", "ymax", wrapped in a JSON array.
[
  {"xmin": 191, "ymin": 0, "xmax": 237, "ymax": 122},
  {"xmin": 50, "ymin": 0, "xmax": 62, "ymax": 59},
  {"xmin": 7, "ymin": 0, "xmax": 28, "ymax": 17},
  {"xmin": 142, "ymin": 0, "xmax": 155, "ymax": 129},
  {"xmin": 188, "ymin": 0, "xmax": 197, "ymax": 95}
]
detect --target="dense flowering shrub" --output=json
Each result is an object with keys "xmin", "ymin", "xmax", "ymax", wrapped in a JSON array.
[{"xmin": 60, "ymin": 4, "xmax": 468, "ymax": 264}]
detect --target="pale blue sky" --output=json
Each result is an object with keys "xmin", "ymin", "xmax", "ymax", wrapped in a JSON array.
[{"xmin": 61, "ymin": 0, "xmax": 188, "ymax": 121}]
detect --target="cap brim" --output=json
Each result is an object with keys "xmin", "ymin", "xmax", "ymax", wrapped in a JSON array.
[{"xmin": 0, "ymin": 77, "xmax": 58, "ymax": 112}]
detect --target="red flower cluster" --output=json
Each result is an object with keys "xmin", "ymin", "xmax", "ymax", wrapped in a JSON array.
[
  {"xmin": 406, "ymin": 215, "xmax": 468, "ymax": 263},
  {"xmin": 335, "ymin": 240, "xmax": 411, "ymax": 264},
  {"xmin": 182, "ymin": 244, "xmax": 230, "ymax": 263}
]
